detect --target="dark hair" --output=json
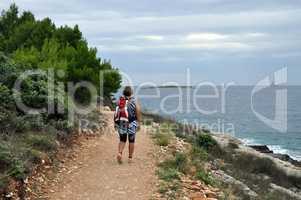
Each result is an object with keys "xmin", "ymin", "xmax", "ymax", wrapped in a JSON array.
[{"xmin": 123, "ymin": 86, "xmax": 133, "ymax": 97}]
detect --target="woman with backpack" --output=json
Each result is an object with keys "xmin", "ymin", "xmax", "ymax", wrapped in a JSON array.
[{"xmin": 114, "ymin": 86, "xmax": 141, "ymax": 163}]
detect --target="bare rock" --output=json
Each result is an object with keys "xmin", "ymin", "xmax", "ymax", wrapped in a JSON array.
[
  {"xmin": 249, "ymin": 145, "xmax": 273, "ymax": 153},
  {"xmin": 270, "ymin": 183, "xmax": 301, "ymax": 200},
  {"xmin": 189, "ymin": 192, "xmax": 206, "ymax": 200},
  {"xmin": 204, "ymin": 190, "xmax": 217, "ymax": 198},
  {"xmin": 213, "ymin": 170, "xmax": 258, "ymax": 199}
]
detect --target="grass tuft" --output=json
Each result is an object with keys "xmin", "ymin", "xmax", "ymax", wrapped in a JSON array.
[
  {"xmin": 157, "ymin": 168, "xmax": 180, "ymax": 181},
  {"xmin": 195, "ymin": 169, "xmax": 215, "ymax": 185},
  {"xmin": 154, "ymin": 133, "xmax": 172, "ymax": 146},
  {"xmin": 25, "ymin": 133, "xmax": 57, "ymax": 152}
]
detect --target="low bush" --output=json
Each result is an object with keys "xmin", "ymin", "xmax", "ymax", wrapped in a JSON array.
[
  {"xmin": 0, "ymin": 142, "xmax": 27, "ymax": 181},
  {"xmin": 0, "ymin": 144, "xmax": 12, "ymax": 171},
  {"xmin": 158, "ymin": 152, "xmax": 188, "ymax": 174},
  {"xmin": 175, "ymin": 153, "xmax": 188, "ymax": 173},
  {"xmin": 174, "ymin": 153, "xmax": 188, "ymax": 173},
  {"xmin": 7, "ymin": 160, "xmax": 26, "ymax": 180},
  {"xmin": 157, "ymin": 168, "xmax": 180, "ymax": 181},
  {"xmin": 0, "ymin": 84, "xmax": 14, "ymax": 109},
  {"xmin": 195, "ymin": 169, "xmax": 215, "ymax": 185},
  {"xmin": 25, "ymin": 133, "xmax": 57, "ymax": 152},
  {"xmin": 26, "ymin": 149, "xmax": 44, "ymax": 164},
  {"xmin": 154, "ymin": 133, "xmax": 172, "ymax": 146},
  {"xmin": 189, "ymin": 146, "xmax": 208, "ymax": 162},
  {"xmin": 17, "ymin": 115, "xmax": 46, "ymax": 132},
  {"xmin": 195, "ymin": 134, "xmax": 217, "ymax": 151}
]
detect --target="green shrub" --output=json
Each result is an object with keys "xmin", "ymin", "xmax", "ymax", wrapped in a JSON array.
[
  {"xmin": 0, "ymin": 142, "xmax": 27, "ymax": 180},
  {"xmin": 158, "ymin": 152, "xmax": 188, "ymax": 175},
  {"xmin": 196, "ymin": 134, "xmax": 217, "ymax": 151},
  {"xmin": 16, "ymin": 115, "xmax": 46, "ymax": 132},
  {"xmin": 0, "ymin": 144, "xmax": 13, "ymax": 170},
  {"xmin": 195, "ymin": 169, "xmax": 215, "ymax": 185},
  {"xmin": 7, "ymin": 160, "xmax": 26, "ymax": 180},
  {"xmin": 190, "ymin": 146, "xmax": 208, "ymax": 162},
  {"xmin": 0, "ymin": 107, "xmax": 17, "ymax": 133},
  {"xmin": 0, "ymin": 56, "xmax": 19, "ymax": 88},
  {"xmin": 157, "ymin": 153, "xmax": 186, "ymax": 181},
  {"xmin": 26, "ymin": 149, "xmax": 43, "ymax": 164},
  {"xmin": 25, "ymin": 133, "xmax": 57, "ymax": 152},
  {"xmin": 19, "ymin": 76, "xmax": 48, "ymax": 110},
  {"xmin": 51, "ymin": 120, "xmax": 72, "ymax": 131},
  {"xmin": 0, "ymin": 84, "xmax": 14, "ymax": 109},
  {"xmin": 154, "ymin": 133, "xmax": 171, "ymax": 146},
  {"xmin": 174, "ymin": 153, "xmax": 188, "ymax": 173},
  {"xmin": 157, "ymin": 168, "xmax": 180, "ymax": 181}
]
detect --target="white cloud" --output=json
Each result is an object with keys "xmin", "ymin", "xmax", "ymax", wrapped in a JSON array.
[
  {"xmin": 140, "ymin": 35, "xmax": 164, "ymax": 41},
  {"xmin": 97, "ymin": 39, "xmax": 252, "ymax": 52},
  {"xmin": 245, "ymin": 32, "xmax": 267, "ymax": 37},
  {"xmin": 186, "ymin": 33, "xmax": 228, "ymax": 41},
  {"xmin": 98, "ymin": 45, "xmax": 143, "ymax": 52},
  {"xmin": 1, "ymin": 0, "xmax": 301, "ymax": 84},
  {"xmin": 184, "ymin": 42, "xmax": 252, "ymax": 50}
]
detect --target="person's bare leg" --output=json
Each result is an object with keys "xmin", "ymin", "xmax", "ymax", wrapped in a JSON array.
[
  {"xmin": 117, "ymin": 142, "xmax": 126, "ymax": 163},
  {"xmin": 128, "ymin": 143, "xmax": 135, "ymax": 163},
  {"xmin": 119, "ymin": 142, "xmax": 126, "ymax": 153}
]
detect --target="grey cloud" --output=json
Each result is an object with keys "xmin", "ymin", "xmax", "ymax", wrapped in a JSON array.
[
  {"xmin": 14, "ymin": 0, "xmax": 300, "ymax": 16},
  {"xmin": 1, "ymin": 0, "xmax": 301, "ymax": 84}
]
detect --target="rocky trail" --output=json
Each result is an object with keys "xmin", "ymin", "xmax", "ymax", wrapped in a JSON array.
[
  {"xmin": 21, "ymin": 108, "xmax": 301, "ymax": 200},
  {"xmin": 24, "ymin": 109, "xmax": 222, "ymax": 200},
  {"xmin": 45, "ymin": 110, "xmax": 158, "ymax": 200}
]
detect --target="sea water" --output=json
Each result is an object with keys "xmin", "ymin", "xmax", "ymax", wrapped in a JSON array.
[{"xmin": 134, "ymin": 86, "xmax": 301, "ymax": 161}]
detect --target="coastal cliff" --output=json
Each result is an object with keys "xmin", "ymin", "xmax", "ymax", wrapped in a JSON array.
[{"xmin": 144, "ymin": 112, "xmax": 301, "ymax": 200}]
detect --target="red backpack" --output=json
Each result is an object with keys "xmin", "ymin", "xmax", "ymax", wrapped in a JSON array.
[{"xmin": 114, "ymin": 96, "xmax": 129, "ymax": 124}]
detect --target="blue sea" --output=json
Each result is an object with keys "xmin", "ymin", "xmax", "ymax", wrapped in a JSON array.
[{"xmin": 133, "ymin": 86, "xmax": 301, "ymax": 161}]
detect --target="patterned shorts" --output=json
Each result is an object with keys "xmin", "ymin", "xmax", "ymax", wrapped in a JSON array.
[{"xmin": 117, "ymin": 121, "xmax": 138, "ymax": 143}]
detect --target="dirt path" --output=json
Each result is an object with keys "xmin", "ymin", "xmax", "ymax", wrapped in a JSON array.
[{"xmin": 48, "ymin": 110, "xmax": 158, "ymax": 200}]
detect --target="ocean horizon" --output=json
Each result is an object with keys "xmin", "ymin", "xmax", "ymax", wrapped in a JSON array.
[{"xmin": 129, "ymin": 86, "xmax": 301, "ymax": 161}]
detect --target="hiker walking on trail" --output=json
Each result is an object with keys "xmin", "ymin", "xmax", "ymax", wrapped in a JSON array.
[{"xmin": 114, "ymin": 86, "xmax": 142, "ymax": 163}]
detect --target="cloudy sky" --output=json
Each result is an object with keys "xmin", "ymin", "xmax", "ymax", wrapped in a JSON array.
[{"xmin": 1, "ymin": 0, "xmax": 301, "ymax": 85}]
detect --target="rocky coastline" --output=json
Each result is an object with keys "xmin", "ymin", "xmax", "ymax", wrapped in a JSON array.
[
  {"xmin": 248, "ymin": 145, "xmax": 301, "ymax": 167},
  {"xmin": 143, "ymin": 112, "xmax": 301, "ymax": 199}
]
